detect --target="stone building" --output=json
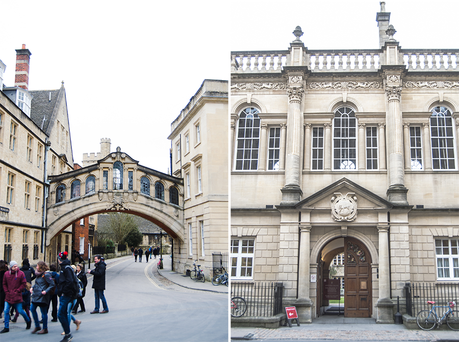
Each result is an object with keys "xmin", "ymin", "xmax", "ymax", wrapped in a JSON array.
[
  {"xmin": 230, "ymin": 3, "xmax": 459, "ymax": 323},
  {"xmin": 169, "ymin": 79, "xmax": 228, "ymax": 279},
  {"xmin": 0, "ymin": 45, "xmax": 74, "ymax": 264}
]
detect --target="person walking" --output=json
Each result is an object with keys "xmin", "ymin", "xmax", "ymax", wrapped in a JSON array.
[
  {"xmin": 48, "ymin": 263, "xmax": 59, "ymax": 322},
  {"xmin": 87, "ymin": 255, "xmax": 109, "ymax": 314},
  {"xmin": 30, "ymin": 261, "xmax": 54, "ymax": 334},
  {"xmin": 12, "ymin": 258, "xmax": 35, "ymax": 323},
  {"xmin": 57, "ymin": 251, "xmax": 76, "ymax": 342},
  {"xmin": 1, "ymin": 261, "xmax": 32, "ymax": 333},
  {"xmin": 72, "ymin": 264, "xmax": 87, "ymax": 313},
  {"xmin": 138, "ymin": 247, "xmax": 143, "ymax": 263},
  {"xmin": 62, "ymin": 265, "xmax": 81, "ymax": 336},
  {"xmin": 145, "ymin": 248, "xmax": 150, "ymax": 263},
  {"xmin": 0, "ymin": 260, "xmax": 7, "ymax": 319},
  {"xmin": 134, "ymin": 248, "xmax": 138, "ymax": 262}
]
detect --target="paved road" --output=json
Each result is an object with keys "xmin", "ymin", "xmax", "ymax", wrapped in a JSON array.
[{"xmin": 3, "ymin": 256, "xmax": 228, "ymax": 342}]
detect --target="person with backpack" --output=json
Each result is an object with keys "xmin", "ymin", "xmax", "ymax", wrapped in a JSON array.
[
  {"xmin": 57, "ymin": 251, "xmax": 76, "ymax": 342},
  {"xmin": 30, "ymin": 261, "xmax": 54, "ymax": 334},
  {"xmin": 72, "ymin": 264, "xmax": 87, "ymax": 314},
  {"xmin": 61, "ymin": 265, "xmax": 81, "ymax": 336},
  {"xmin": 87, "ymin": 254, "xmax": 109, "ymax": 314},
  {"xmin": 48, "ymin": 263, "xmax": 59, "ymax": 322},
  {"xmin": 12, "ymin": 258, "xmax": 36, "ymax": 323}
]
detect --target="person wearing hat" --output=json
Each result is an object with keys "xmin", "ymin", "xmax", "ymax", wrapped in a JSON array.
[
  {"xmin": 0, "ymin": 261, "xmax": 32, "ymax": 333},
  {"xmin": 56, "ymin": 251, "xmax": 76, "ymax": 342},
  {"xmin": 12, "ymin": 258, "xmax": 35, "ymax": 323}
]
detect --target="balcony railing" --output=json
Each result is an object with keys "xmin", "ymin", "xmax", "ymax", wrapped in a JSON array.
[{"xmin": 231, "ymin": 49, "xmax": 459, "ymax": 74}]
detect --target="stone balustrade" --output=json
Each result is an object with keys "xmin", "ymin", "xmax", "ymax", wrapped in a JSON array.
[{"xmin": 231, "ymin": 49, "xmax": 459, "ymax": 73}]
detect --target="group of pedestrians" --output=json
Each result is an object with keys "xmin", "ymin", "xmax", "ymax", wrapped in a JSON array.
[
  {"xmin": 1, "ymin": 252, "xmax": 108, "ymax": 342},
  {"xmin": 132, "ymin": 246, "xmax": 160, "ymax": 262}
]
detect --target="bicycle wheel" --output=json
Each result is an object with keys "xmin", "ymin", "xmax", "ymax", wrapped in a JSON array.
[
  {"xmin": 446, "ymin": 310, "xmax": 459, "ymax": 330},
  {"xmin": 212, "ymin": 275, "xmax": 221, "ymax": 286},
  {"xmin": 190, "ymin": 270, "xmax": 197, "ymax": 280},
  {"xmin": 198, "ymin": 272, "xmax": 205, "ymax": 283},
  {"xmin": 416, "ymin": 310, "xmax": 436, "ymax": 330},
  {"xmin": 231, "ymin": 297, "xmax": 247, "ymax": 318}
]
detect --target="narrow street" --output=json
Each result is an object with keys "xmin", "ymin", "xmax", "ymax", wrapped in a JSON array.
[{"xmin": 3, "ymin": 256, "xmax": 228, "ymax": 342}]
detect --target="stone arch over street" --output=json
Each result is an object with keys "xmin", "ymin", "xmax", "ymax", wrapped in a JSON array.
[{"xmin": 46, "ymin": 148, "xmax": 184, "ymax": 251}]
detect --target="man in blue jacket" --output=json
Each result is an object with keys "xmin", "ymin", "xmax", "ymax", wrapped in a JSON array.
[{"xmin": 57, "ymin": 251, "xmax": 76, "ymax": 342}]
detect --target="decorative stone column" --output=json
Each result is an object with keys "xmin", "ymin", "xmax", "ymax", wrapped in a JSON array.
[
  {"xmin": 280, "ymin": 123, "xmax": 287, "ymax": 171},
  {"xmin": 296, "ymin": 224, "xmax": 313, "ymax": 323},
  {"xmin": 423, "ymin": 122, "xmax": 432, "ymax": 170},
  {"xmin": 378, "ymin": 123, "xmax": 386, "ymax": 170},
  {"xmin": 376, "ymin": 225, "xmax": 394, "ymax": 323},
  {"xmin": 303, "ymin": 124, "xmax": 311, "ymax": 170},
  {"xmin": 259, "ymin": 123, "xmax": 268, "ymax": 171}
]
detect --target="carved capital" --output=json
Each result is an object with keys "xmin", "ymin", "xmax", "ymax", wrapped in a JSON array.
[
  {"xmin": 377, "ymin": 225, "xmax": 390, "ymax": 233},
  {"xmin": 385, "ymin": 87, "xmax": 402, "ymax": 102},
  {"xmin": 287, "ymin": 86, "xmax": 304, "ymax": 104},
  {"xmin": 378, "ymin": 123, "xmax": 385, "ymax": 128}
]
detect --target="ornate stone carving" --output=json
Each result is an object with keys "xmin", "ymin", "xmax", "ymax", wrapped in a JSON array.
[
  {"xmin": 289, "ymin": 75, "xmax": 303, "ymax": 85},
  {"xmin": 230, "ymin": 82, "xmax": 287, "ymax": 91},
  {"xmin": 385, "ymin": 87, "xmax": 402, "ymax": 101},
  {"xmin": 331, "ymin": 192, "xmax": 357, "ymax": 222},
  {"xmin": 287, "ymin": 86, "xmax": 304, "ymax": 104},
  {"xmin": 308, "ymin": 81, "xmax": 382, "ymax": 90},
  {"xmin": 106, "ymin": 192, "xmax": 129, "ymax": 211},
  {"xmin": 404, "ymin": 81, "xmax": 459, "ymax": 89}
]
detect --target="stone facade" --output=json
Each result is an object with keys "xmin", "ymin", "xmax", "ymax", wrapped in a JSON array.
[
  {"xmin": 169, "ymin": 79, "xmax": 228, "ymax": 280},
  {"xmin": 231, "ymin": 3, "xmax": 459, "ymax": 323}
]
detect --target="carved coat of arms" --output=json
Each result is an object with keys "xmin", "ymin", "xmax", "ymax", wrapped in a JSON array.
[{"xmin": 331, "ymin": 192, "xmax": 357, "ymax": 222}]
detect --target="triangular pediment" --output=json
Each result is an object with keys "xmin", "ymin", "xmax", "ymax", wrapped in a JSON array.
[{"xmin": 296, "ymin": 177, "xmax": 392, "ymax": 211}]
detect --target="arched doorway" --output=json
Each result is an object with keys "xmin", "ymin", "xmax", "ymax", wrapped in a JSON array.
[{"xmin": 317, "ymin": 237, "xmax": 372, "ymax": 318}]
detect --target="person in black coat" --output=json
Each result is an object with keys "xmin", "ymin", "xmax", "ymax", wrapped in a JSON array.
[
  {"xmin": 144, "ymin": 249, "xmax": 150, "ymax": 263},
  {"xmin": 30, "ymin": 261, "xmax": 54, "ymax": 334},
  {"xmin": 72, "ymin": 264, "xmax": 87, "ymax": 313},
  {"xmin": 57, "ymin": 251, "xmax": 76, "ymax": 341},
  {"xmin": 138, "ymin": 248, "xmax": 143, "ymax": 263},
  {"xmin": 134, "ymin": 248, "xmax": 138, "ymax": 262},
  {"xmin": 87, "ymin": 255, "xmax": 109, "ymax": 314},
  {"xmin": 48, "ymin": 264, "xmax": 59, "ymax": 322}
]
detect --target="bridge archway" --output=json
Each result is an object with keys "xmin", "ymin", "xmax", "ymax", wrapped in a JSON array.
[{"xmin": 46, "ymin": 148, "xmax": 184, "ymax": 248}]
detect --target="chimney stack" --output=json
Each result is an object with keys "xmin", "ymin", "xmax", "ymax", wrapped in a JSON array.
[
  {"xmin": 376, "ymin": 2, "xmax": 391, "ymax": 48},
  {"xmin": 14, "ymin": 44, "xmax": 32, "ymax": 90}
]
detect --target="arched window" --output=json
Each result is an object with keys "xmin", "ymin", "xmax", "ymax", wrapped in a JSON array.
[
  {"xmin": 86, "ymin": 175, "xmax": 95, "ymax": 194},
  {"xmin": 56, "ymin": 184, "xmax": 66, "ymax": 203},
  {"xmin": 430, "ymin": 106, "xmax": 456, "ymax": 170},
  {"xmin": 235, "ymin": 107, "xmax": 260, "ymax": 170},
  {"xmin": 155, "ymin": 182, "xmax": 164, "ymax": 200},
  {"xmin": 169, "ymin": 186, "xmax": 179, "ymax": 205},
  {"xmin": 71, "ymin": 180, "xmax": 80, "ymax": 199},
  {"xmin": 141, "ymin": 177, "xmax": 150, "ymax": 196},
  {"xmin": 113, "ymin": 161, "xmax": 123, "ymax": 190},
  {"xmin": 333, "ymin": 107, "xmax": 357, "ymax": 170}
]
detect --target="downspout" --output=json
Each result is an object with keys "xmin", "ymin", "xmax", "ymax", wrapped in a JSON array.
[
  {"xmin": 42, "ymin": 139, "xmax": 52, "ymax": 261},
  {"xmin": 388, "ymin": 212, "xmax": 392, "ymax": 299},
  {"xmin": 296, "ymin": 211, "xmax": 301, "ymax": 299}
]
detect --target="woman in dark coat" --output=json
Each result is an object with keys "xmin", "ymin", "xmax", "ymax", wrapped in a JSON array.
[
  {"xmin": 12, "ymin": 258, "xmax": 36, "ymax": 322},
  {"xmin": 72, "ymin": 264, "xmax": 87, "ymax": 313},
  {"xmin": 30, "ymin": 261, "xmax": 54, "ymax": 334},
  {"xmin": 0, "ymin": 260, "xmax": 7, "ymax": 319}
]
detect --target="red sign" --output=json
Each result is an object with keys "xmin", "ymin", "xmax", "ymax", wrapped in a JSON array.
[{"xmin": 285, "ymin": 306, "xmax": 298, "ymax": 319}]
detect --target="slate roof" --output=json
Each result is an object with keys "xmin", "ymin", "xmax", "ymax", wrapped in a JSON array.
[{"xmin": 29, "ymin": 87, "xmax": 62, "ymax": 134}]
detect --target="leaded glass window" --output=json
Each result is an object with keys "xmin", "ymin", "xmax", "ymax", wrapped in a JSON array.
[
  {"xmin": 409, "ymin": 126, "xmax": 423, "ymax": 170},
  {"xmin": 235, "ymin": 108, "xmax": 260, "ymax": 170},
  {"xmin": 141, "ymin": 177, "xmax": 150, "ymax": 196},
  {"xmin": 430, "ymin": 107, "xmax": 456, "ymax": 170},
  {"xmin": 155, "ymin": 182, "xmax": 164, "ymax": 200},
  {"xmin": 333, "ymin": 107, "xmax": 357, "ymax": 170},
  {"xmin": 113, "ymin": 161, "xmax": 123, "ymax": 190}
]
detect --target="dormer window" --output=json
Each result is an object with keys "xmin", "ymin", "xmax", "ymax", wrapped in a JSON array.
[{"xmin": 17, "ymin": 90, "xmax": 31, "ymax": 115}]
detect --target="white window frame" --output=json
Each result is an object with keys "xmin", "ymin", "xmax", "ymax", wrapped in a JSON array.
[
  {"xmin": 176, "ymin": 141, "xmax": 181, "ymax": 162},
  {"xmin": 365, "ymin": 126, "xmax": 378, "ymax": 170},
  {"xmin": 333, "ymin": 107, "xmax": 357, "ymax": 170},
  {"xmin": 195, "ymin": 122, "xmax": 201, "ymax": 145},
  {"xmin": 312, "ymin": 126, "xmax": 324, "ymax": 170},
  {"xmin": 230, "ymin": 238, "xmax": 254, "ymax": 279},
  {"xmin": 430, "ymin": 106, "xmax": 456, "ymax": 170},
  {"xmin": 234, "ymin": 107, "xmax": 260, "ymax": 171},
  {"xmin": 185, "ymin": 134, "xmax": 190, "ymax": 154},
  {"xmin": 197, "ymin": 166, "xmax": 202, "ymax": 194},
  {"xmin": 409, "ymin": 126, "xmax": 423, "ymax": 170},
  {"xmin": 188, "ymin": 222, "xmax": 193, "ymax": 257},
  {"xmin": 435, "ymin": 238, "xmax": 459, "ymax": 280},
  {"xmin": 267, "ymin": 127, "xmax": 280, "ymax": 170},
  {"xmin": 199, "ymin": 220, "xmax": 205, "ymax": 257},
  {"xmin": 24, "ymin": 180, "xmax": 31, "ymax": 210},
  {"xmin": 185, "ymin": 172, "xmax": 190, "ymax": 199}
]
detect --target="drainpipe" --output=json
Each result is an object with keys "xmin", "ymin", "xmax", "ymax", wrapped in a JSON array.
[
  {"xmin": 42, "ymin": 139, "xmax": 52, "ymax": 260},
  {"xmin": 388, "ymin": 212, "xmax": 392, "ymax": 299}
]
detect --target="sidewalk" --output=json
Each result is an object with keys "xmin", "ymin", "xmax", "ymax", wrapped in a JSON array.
[
  {"xmin": 231, "ymin": 315, "xmax": 459, "ymax": 341},
  {"xmin": 155, "ymin": 255, "xmax": 228, "ymax": 294}
]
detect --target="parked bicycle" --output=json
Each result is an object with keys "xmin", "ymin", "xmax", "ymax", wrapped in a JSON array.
[
  {"xmin": 231, "ymin": 296, "xmax": 247, "ymax": 318},
  {"xmin": 189, "ymin": 261, "xmax": 205, "ymax": 283},
  {"xmin": 416, "ymin": 300, "xmax": 459, "ymax": 331},
  {"xmin": 212, "ymin": 267, "xmax": 228, "ymax": 286}
]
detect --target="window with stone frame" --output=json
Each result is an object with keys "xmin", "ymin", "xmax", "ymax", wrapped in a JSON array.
[
  {"xmin": 51, "ymin": 155, "xmax": 56, "ymax": 175},
  {"xmin": 196, "ymin": 166, "xmax": 202, "ymax": 194},
  {"xmin": 9, "ymin": 120, "xmax": 18, "ymax": 151},
  {"xmin": 230, "ymin": 238, "xmax": 254, "ymax": 279},
  {"xmin": 188, "ymin": 222, "xmax": 193, "ymax": 256},
  {"xmin": 409, "ymin": 126, "xmax": 423, "ymax": 170},
  {"xmin": 56, "ymin": 184, "xmax": 66, "ymax": 203},
  {"xmin": 267, "ymin": 127, "xmax": 280, "ymax": 170},
  {"xmin": 35, "ymin": 185, "xmax": 41, "ymax": 212},
  {"xmin": 199, "ymin": 220, "xmax": 205, "ymax": 257},
  {"xmin": 234, "ymin": 107, "xmax": 260, "ymax": 170},
  {"xmin": 141, "ymin": 176, "xmax": 150, "ymax": 196},
  {"xmin": 185, "ymin": 172, "xmax": 190, "ymax": 199},
  {"xmin": 33, "ymin": 231, "xmax": 39, "ymax": 260},
  {"xmin": 366, "ymin": 126, "xmax": 378, "ymax": 170},
  {"xmin": 195, "ymin": 122, "xmax": 201, "ymax": 145},
  {"xmin": 155, "ymin": 182, "xmax": 164, "ymax": 200},
  {"xmin": 37, "ymin": 142, "xmax": 43, "ymax": 169},
  {"xmin": 7, "ymin": 172, "xmax": 15, "ymax": 205},
  {"xmin": 0, "ymin": 111, "xmax": 3, "ymax": 144},
  {"xmin": 430, "ymin": 106, "xmax": 456, "ymax": 170},
  {"xmin": 312, "ymin": 126, "xmax": 324, "ymax": 170},
  {"xmin": 24, "ymin": 180, "xmax": 31, "ymax": 209},
  {"xmin": 128, "ymin": 171, "xmax": 134, "ymax": 191},
  {"xmin": 22, "ymin": 230, "xmax": 29, "ymax": 260},
  {"xmin": 185, "ymin": 133, "xmax": 190, "ymax": 154},
  {"xmin": 4, "ymin": 227, "xmax": 13, "ymax": 263},
  {"xmin": 86, "ymin": 175, "xmax": 95, "ymax": 194},
  {"xmin": 113, "ymin": 161, "xmax": 123, "ymax": 190},
  {"xmin": 71, "ymin": 180, "xmax": 81, "ymax": 199},
  {"xmin": 169, "ymin": 186, "xmax": 179, "ymax": 205},
  {"xmin": 333, "ymin": 107, "xmax": 357, "ymax": 170},
  {"xmin": 27, "ymin": 134, "xmax": 33, "ymax": 162},
  {"xmin": 435, "ymin": 238, "xmax": 459, "ymax": 280}
]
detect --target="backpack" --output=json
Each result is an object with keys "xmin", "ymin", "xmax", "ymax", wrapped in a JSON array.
[{"xmin": 65, "ymin": 266, "xmax": 83, "ymax": 298}]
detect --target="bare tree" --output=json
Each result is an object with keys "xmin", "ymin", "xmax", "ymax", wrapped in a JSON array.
[{"xmin": 97, "ymin": 213, "xmax": 140, "ymax": 245}]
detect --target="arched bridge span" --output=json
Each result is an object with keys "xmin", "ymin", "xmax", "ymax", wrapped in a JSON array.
[{"xmin": 46, "ymin": 148, "xmax": 184, "ymax": 245}]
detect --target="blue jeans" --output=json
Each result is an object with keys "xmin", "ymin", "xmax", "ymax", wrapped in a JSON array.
[
  {"xmin": 94, "ymin": 289, "xmax": 108, "ymax": 311},
  {"xmin": 3, "ymin": 302, "xmax": 30, "ymax": 329},
  {"xmin": 30, "ymin": 302, "xmax": 48, "ymax": 330},
  {"xmin": 68, "ymin": 299, "xmax": 77, "ymax": 325},
  {"xmin": 58, "ymin": 296, "xmax": 73, "ymax": 334}
]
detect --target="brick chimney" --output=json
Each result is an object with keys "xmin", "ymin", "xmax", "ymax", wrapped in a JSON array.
[{"xmin": 14, "ymin": 44, "xmax": 32, "ymax": 90}]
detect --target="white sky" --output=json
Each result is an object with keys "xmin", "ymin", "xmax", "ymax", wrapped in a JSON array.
[{"xmin": 1, "ymin": 1, "xmax": 457, "ymax": 173}]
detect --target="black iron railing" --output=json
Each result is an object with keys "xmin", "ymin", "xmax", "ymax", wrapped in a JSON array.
[
  {"xmin": 231, "ymin": 282, "xmax": 283, "ymax": 317},
  {"xmin": 405, "ymin": 282, "xmax": 459, "ymax": 317}
]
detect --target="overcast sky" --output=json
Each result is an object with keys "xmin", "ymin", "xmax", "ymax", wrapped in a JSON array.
[{"xmin": 1, "ymin": 1, "xmax": 457, "ymax": 173}]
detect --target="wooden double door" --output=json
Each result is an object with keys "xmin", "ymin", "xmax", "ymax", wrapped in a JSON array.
[{"xmin": 344, "ymin": 237, "xmax": 372, "ymax": 318}]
